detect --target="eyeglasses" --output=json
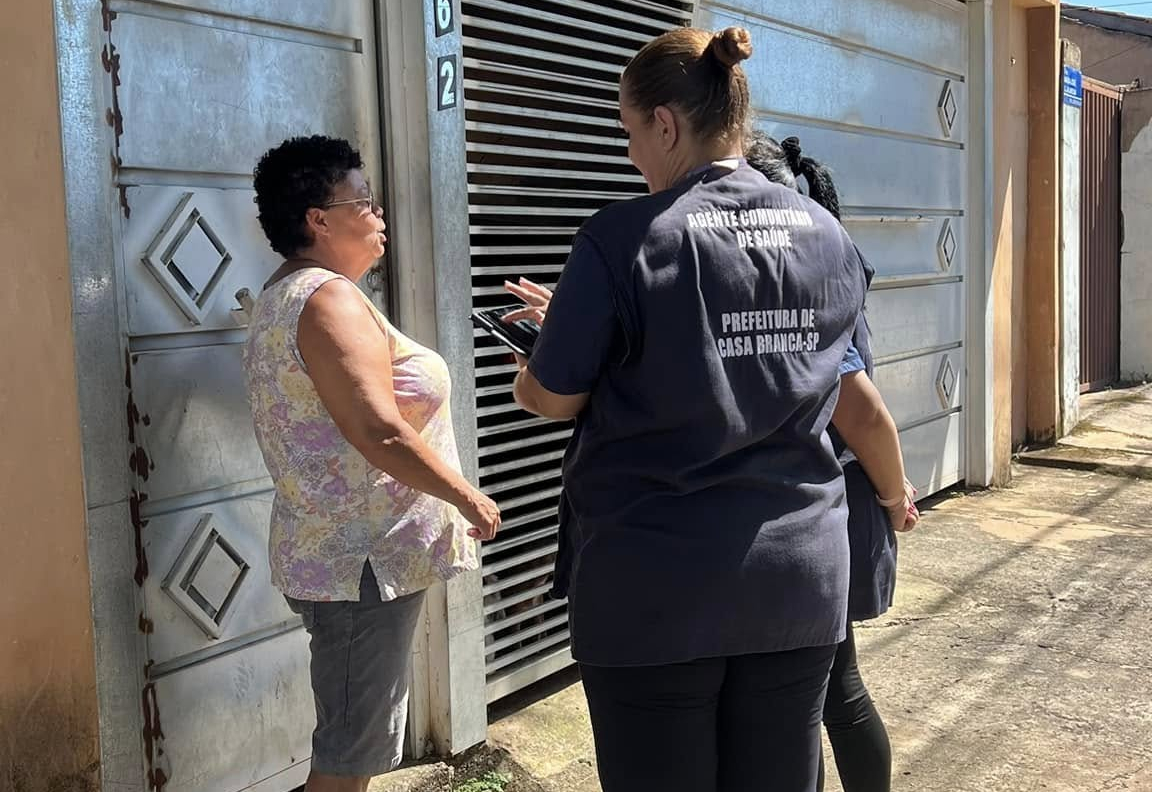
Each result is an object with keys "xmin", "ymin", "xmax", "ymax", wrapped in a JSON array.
[{"xmin": 323, "ymin": 188, "xmax": 378, "ymax": 213}]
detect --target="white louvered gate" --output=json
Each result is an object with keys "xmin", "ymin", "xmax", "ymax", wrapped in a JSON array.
[{"xmin": 462, "ymin": 0, "xmax": 693, "ymax": 701}]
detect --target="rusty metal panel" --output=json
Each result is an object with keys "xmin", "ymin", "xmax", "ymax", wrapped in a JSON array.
[{"xmin": 1080, "ymin": 80, "xmax": 1122, "ymax": 392}]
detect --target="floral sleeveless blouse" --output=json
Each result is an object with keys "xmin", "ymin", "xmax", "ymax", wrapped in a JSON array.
[{"xmin": 242, "ymin": 268, "xmax": 478, "ymax": 601}]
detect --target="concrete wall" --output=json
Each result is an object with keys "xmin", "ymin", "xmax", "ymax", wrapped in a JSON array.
[
  {"xmin": 1063, "ymin": 18, "xmax": 1152, "ymax": 87},
  {"xmin": 990, "ymin": 0, "xmax": 1064, "ymax": 479},
  {"xmin": 1120, "ymin": 88, "xmax": 1152, "ymax": 381},
  {"xmin": 1060, "ymin": 42, "xmax": 1083, "ymax": 435},
  {"xmin": 993, "ymin": 1, "xmax": 1032, "ymax": 481},
  {"xmin": 0, "ymin": 4, "xmax": 101, "ymax": 792},
  {"xmin": 1025, "ymin": 5, "xmax": 1062, "ymax": 444}
]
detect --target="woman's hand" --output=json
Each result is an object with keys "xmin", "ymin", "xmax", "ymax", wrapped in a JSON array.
[
  {"xmin": 880, "ymin": 479, "xmax": 919, "ymax": 533},
  {"xmin": 457, "ymin": 488, "xmax": 501, "ymax": 541},
  {"xmin": 502, "ymin": 278, "xmax": 553, "ymax": 325}
]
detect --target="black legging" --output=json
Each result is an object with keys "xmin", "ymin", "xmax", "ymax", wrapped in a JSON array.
[
  {"xmin": 581, "ymin": 645, "xmax": 837, "ymax": 792},
  {"xmin": 818, "ymin": 622, "xmax": 892, "ymax": 792}
]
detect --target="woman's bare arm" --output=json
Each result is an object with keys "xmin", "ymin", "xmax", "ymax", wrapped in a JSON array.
[
  {"xmin": 297, "ymin": 279, "xmax": 499, "ymax": 539},
  {"xmin": 833, "ymin": 371, "xmax": 917, "ymax": 532}
]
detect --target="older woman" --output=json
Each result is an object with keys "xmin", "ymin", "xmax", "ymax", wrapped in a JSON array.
[
  {"xmin": 506, "ymin": 26, "xmax": 886, "ymax": 792},
  {"xmin": 243, "ymin": 135, "xmax": 499, "ymax": 792}
]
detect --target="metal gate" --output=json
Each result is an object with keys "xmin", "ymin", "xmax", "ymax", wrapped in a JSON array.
[
  {"xmin": 461, "ymin": 0, "xmax": 692, "ymax": 701},
  {"xmin": 1080, "ymin": 78, "xmax": 1123, "ymax": 392},
  {"xmin": 697, "ymin": 0, "xmax": 970, "ymax": 497},
  {"xmin": 58, "ymin": 2, "xmax": 385, "ymax": 790}
]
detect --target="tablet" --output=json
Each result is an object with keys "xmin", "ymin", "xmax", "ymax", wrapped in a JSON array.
[{"xmin": 470, "ymin": 305, "xmax": 540, "ymax": 357}]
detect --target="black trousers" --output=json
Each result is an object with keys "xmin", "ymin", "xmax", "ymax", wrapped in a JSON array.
[
  {"xmin": 818, "ymin": 622, "xmax": 892, "ymax": 792},
  {"xmin": 580, "ymin": 645, "xmax": 837, "ymax": 792}
]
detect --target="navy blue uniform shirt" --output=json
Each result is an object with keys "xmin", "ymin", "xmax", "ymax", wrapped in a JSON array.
[{"xmin": 529, "ymin": 163, "xmax": 867, "ymax": 666}]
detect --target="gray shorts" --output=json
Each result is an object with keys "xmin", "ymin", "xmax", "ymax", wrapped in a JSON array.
[{"xmin": 286, "ymin": 564, "xmax": 425, "ymax": 777}]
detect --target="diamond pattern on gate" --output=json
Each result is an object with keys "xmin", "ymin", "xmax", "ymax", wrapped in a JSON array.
[
  {"xmin": 142, "ymin": 192, "xmax": 232, "ymax": 325},
  {"xmin": 938, "ymin": 80, "xmax": 959, "ymax": 138},
  {"xmin": 937, "ymin": 219, "xmax": 958, "ymax": 271},
  {"xmin": 162, "ymin": 513, "xmax": 250, "ymax": 639},
  {"xmin": 936, "ymin": 356, "xmax": 958, "ymax": 410}
]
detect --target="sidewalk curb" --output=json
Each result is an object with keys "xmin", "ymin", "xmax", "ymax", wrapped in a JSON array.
[{"xmin": 1016, "ymin": 446, "xmax": 1152, "ymax": 480}]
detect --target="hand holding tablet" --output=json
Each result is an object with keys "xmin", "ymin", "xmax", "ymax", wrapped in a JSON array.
[{"xmin": 470, "ymin": 305, "xmax": 541, "ymax": 357}]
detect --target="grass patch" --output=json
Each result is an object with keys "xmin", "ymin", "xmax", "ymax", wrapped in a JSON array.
[{"xmin": 455, "ymin": 771, "xmax": 511, "ymax": 792}]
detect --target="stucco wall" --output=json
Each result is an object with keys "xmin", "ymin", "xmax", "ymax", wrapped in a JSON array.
[
  {"xmin": 993, "ymin": 1, "xmax": 1033, "ymax": 482},
  {"xmin": 1120, "ymin": 88, "xmax": 1152, "ymax": 381},
  {"xmin": 1060, "ymin": 42, "xmax": 1083, "ymax": 434},
  {"xmin": 1025, "ymin": 6, "xmax": 1062, "ymax": 444},
  {"xmin": 1063, "ymin": 18, "xmax": 1152, "ymax": 87},
  {"xmin": 0, "ymin": 3, "xmax": 100, "ymax": 791}
]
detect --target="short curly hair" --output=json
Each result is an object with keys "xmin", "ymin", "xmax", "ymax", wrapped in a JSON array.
[{"xmin": 253, "ymin": 135, "xmax": 364, "ymax": 258}]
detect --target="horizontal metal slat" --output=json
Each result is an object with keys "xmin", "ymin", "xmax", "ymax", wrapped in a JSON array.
[
  {"xmin": 472, "ymin": 285, "xmax": 548, "ymax": 299},
  {"xmin": 471, "ymin": 244, "xmax": 572, "ymax": 255},
  {"xmin": 476, "ymin": 401, "xmax": 529, "ymax": 419},
  {"xmin": 492, "ymin": 504, "xmax": 558, "ymax": 532},
  {"xmin": 486, "ymin": 644, "xmax": 573, "ymax": 702},
  {"xmin": 484, "ymin": 581, "xmax": 556, "ymax": 617},
  {"xmin": 468, "ymin": 183, "xmax": 645, "ymax": 200},
  {"xmin": 493, "ymin": 484, "xmax": 564, "ymax": 511},
  {"xmin": 469, "ymin": 204, "xmax": 597, "ymax": 218},
  {"xmin": 492, "ymin": 0, "xmax": 679, "ymax": 34},
  {"xmin": 463, "ymin": 56, "xmax": 619, "ymax": 95},
  {"xmin": 479, "ymin": 428, "xmax": 573, "ymax": 457},
  {"xmin": 464, "ymin": 78, "xmax": 620, "ymax": 112},
  {"xmin": 486, "ymin": 629, "xmax": 571, "ymax": 675},
  {"xmin": 470, "ymin": 225, "xmax": 580, "ymax": 235},
  {"xmin": 484, "ymin": 540, "xmax": 559, "ymax": 577},
  {"xmin": 485, "ymin": 598, "xmax": 567, "ymax": 637},
  {"xmin": 466, "ymin": 120, "xmax": 627, "ymax": 149},
  {"xmin": 611, "ymin": 0, "xmax": 692, "ymax": 21},
  {"xmin": 482, "ymin": 523, "xmax": 558, "ymax": 557},
  {"xmin": 484, "ymin": 469, "xmax": 562, "ymax": 497},
  {"xmin": 475, "ymin": 380, "xmax": 515, "ymax": 397},
  {"xmin": 463, "ymin": 15, "xmax": 637, "ymax": 59},
  {"xmin": 483, "ymin": 565, "xmax": 555, "ymax": 597},
  {"xmin": 468, "ymin": 163, "xmax": 642, "ymax": 184},
  {"xmin": 482, "ymin": 448, "xmax": 566, "ymax": 476},
  {"xmin": 475, "ymin": 365, "xmax": 520, "ymax": 380},
  {"xmin": 487, "ymin": 613, "xmax": 570, "ymax": 654},
  {"xmin": 462, "ymin": 36, "xmax": 624, "ymax": 81},
  {"xmin": 468, "ymin": 141, "xmax": 631, "ymax": 167},
  {"xmin": 464, "ymin": 0, "xmax": 657, "ymax": 45},
  {"xmin": 472, "ymin": 265, "xmax": 563, "ymax": 277},
  {"xmin": 870, "ymin": 274, "xmax": 965, "ymax": 290},
  {"xmin": 475, "ymin": 344, "xmax": 515, "ymax": 360},
  {"xmin": 466, "ymin": 99, "xmax": 620, "ymax": 133}
]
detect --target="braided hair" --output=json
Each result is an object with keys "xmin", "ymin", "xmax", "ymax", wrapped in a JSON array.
[{"xmin": 745, "ymin": 130, "xmax": 841, "ymax": 221}]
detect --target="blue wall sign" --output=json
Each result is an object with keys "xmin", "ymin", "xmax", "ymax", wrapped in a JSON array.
[{"xmin": 1063, "ymin": 66, "xmax": 1083, "ymax": 109}]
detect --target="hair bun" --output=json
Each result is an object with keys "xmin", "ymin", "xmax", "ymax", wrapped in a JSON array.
[
  {"xmin": 710, "ymin": 27, "xmax": 753, "ymax": 69},
  {"xmin": 781, "ymin": 136, "xmax": 804, "ymax": 175}
]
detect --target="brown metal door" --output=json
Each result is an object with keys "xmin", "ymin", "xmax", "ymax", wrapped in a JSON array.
[{"xmin": 1080, "ymin": 79, "xmax": 1122, "ymax": 392}]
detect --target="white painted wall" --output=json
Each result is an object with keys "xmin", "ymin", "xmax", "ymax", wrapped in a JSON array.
[
  {"xmin": 1060, "ymin": 46, "xmax": 1081, "ymax": 435},
  {"xmin": 1120, "ymin": 88, "xmax": 1152, "ymax": 382}
]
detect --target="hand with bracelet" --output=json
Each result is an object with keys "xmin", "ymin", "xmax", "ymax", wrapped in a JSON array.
[
  {"xmin": 833, "ymin": 370, "xmax": 921, "ymax": 535},
  {"xmin": 877, "ymin": 478, "xmax": 920, "ymax": 533}
]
